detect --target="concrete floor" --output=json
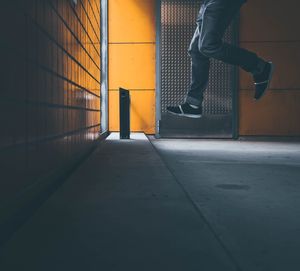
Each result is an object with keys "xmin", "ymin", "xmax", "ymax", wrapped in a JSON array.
[
  {"xmin": 150, "ymin": 136, "xmax": 300, "ymax": 271},
  {"xmin": 0, "ymin": 133, "xmax": 300, "ymax": 271}
]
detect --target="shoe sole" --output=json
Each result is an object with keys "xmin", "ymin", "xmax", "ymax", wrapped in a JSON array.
[
  {"xmin": 254, "ymin": 62, "xmax": 275, "ymax": 101},
  {"xmin": 167, "ymin": 110, "xmax": 202, "ymax": 119}
]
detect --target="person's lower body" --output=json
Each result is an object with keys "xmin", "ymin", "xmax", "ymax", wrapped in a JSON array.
[{"xmin": 167, "ymin": 0, "xmax": 274, "ymax": 117}]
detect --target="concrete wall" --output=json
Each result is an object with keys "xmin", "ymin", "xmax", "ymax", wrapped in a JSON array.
[
  {"xmin": 239, "ymin": 0, "xmax": 300, "ymax": 136},
  {"xmin": 0, "ymin": 0, "xmax": 101, "ymax": 224},
  {"xmin": 108, "ymin": 0, "xmax": 156, "ymax": 134}
]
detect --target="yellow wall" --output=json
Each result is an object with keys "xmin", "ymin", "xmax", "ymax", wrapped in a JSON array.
[
  {"xmin": 0, "ymin": 0, "xmax": 100, "ymax": 213},
  {"xmin": 239, "ymin": 0, "xmax": 300, "ymax": 136},
  {"xmin": 109, "ymin": 0, "xmax": 300, "ymax": 136},
  {"xmin": 108, "ymin": 0, "xmax": 156, "ymax": 134}
]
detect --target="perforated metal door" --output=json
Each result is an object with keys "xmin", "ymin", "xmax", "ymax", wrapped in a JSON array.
[{"xmin": 156, "ymin": 0, "xmax": 239, "ymax": 138}]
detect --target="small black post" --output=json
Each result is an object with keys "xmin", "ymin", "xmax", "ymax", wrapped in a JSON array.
[{"xmin": 119, "ymin": 88, "xmax": 130, "ymax": 139}]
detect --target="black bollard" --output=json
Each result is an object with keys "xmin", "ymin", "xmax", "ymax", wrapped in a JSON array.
[{"xmin": 119, "ymin": 88, "xmax": 130, "ymax": 139}]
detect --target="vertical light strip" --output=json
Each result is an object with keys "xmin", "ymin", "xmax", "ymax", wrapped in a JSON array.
[{"xmin": 101, "ymin": 0, "xmax": 108, "ymax": 132}]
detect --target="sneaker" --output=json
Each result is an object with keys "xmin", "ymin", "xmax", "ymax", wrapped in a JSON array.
[
  {"xmin": 167, "ymin": 103, "xmax": 202, "ymax": 118},
  {"xmin": 253, "ymin": 62, "xmax": 274, "ymax": 100}
]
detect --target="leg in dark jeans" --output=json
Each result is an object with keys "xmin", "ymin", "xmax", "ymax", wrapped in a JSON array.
[
  {"xmin": 167, "ymin": 0, "xmax": 273, "ymax": 117},
  {"xmin": 186, "ymin": 0, "xmax": 265, "ymax": 106}
]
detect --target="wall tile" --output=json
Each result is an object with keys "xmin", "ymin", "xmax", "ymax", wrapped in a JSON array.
[
  {"xmin": 0, "ymin": 0, "xmax": 101, "ymax": 204},
  {"xmin": 240, "ymin": 0, "xmax": 300, "ymax": 42},
  {"xmin": 109, "ymin": 0, "xmax": 156, "ymax": 43},
  {"xmin": 239, "ymin": 90, "xmax": 300, "ymax": 136}
]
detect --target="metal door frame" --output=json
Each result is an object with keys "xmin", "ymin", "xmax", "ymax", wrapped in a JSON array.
[
  {"xmin": 155, "ymin": 0, "xmax": 162, "ymax": 138},
  {"xmin": 155, "ymin": 0, "xmax": 239, "ymax": 139},
  {"xmin": 100, "ymin": 0, "xmax": 108, "ymax": 133}
]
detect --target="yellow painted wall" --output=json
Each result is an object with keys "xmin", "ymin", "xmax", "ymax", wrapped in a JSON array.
[
  {"xmin": 239, "ymin": 0, "xmax": 300, "ymax": 136},
  {"xmin": 108, "ymin": 0, "xmax": 156, "ymax": 134},
  {"xmin": 109, "ymin": 0, "xmax": 300, "ymax": 136}
]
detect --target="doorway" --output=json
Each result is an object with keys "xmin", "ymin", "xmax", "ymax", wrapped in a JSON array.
[{"xmin": 156, "ymin": 0, "xmax": 239, "ymax": 138}]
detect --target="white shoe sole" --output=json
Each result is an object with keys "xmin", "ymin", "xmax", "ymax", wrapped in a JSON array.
[{"xmin": 167, "ymin": 110, "xmax": 202, "ymax": 119}]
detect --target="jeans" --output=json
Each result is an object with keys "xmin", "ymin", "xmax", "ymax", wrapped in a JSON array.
[{"xmin": 186, "ymin": 0, "xmax": 262, "ymax": 106}]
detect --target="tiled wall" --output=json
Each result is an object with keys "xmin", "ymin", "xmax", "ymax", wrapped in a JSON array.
[
  {"xmin": 108, "ymin": 0, "xmax": 156, "ymax": 134},
  {"xmin": 0, "ymin": 0, "xmax": 101, "ymax": 208},
  {"xmin": 239, "ymin": 0, "xmax": 300, "ymax": 136}
]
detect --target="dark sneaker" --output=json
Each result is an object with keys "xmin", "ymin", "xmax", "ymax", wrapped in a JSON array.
[
  {"xmin": 167, "ymin": 103, "xmax": 202, "ymax": 118},
  {"xmin": 253, "ymin": 62, "xmax": 274, "ymax": 100}
]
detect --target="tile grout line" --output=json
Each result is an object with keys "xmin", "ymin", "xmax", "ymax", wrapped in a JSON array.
[{"xmin": 146, "ymin": 135, "xmax": 243, "ymax": 271}]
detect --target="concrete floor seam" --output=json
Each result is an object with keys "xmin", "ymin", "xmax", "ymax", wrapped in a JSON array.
[{"xmin": 146, "ymin": 135, "xmax": 243, "ymax": 271}]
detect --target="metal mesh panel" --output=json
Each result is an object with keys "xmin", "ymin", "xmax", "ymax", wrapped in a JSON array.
[{"xmin": 161, "ymin": 0, "xmax": 235, "ymax": 115}]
